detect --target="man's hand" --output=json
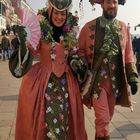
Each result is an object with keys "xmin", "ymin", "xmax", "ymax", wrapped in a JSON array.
[
  {"xmin": 70, "ymin": 59, "xmax": 82, "ymax": 72},
  {"xmin": 129, "ymin": 82, "xmax": 138, "ymax": 95}
]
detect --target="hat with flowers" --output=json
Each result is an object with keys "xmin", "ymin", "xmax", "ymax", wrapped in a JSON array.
[
  {"xmin": 88, "ymin": 0, "xmax": 126, "ymax": 5},
  {"xmin": 49, "ymin": 0, "xmax": 72, "ymax": 11}
]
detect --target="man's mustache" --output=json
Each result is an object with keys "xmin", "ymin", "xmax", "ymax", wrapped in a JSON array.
[{"xmin": 107, "ymin": 8, "xmax": 114, "ymax": 11}]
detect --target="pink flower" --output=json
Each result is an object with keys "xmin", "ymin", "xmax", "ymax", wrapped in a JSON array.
[
  {"xmin": 63, "ymin": 25, "xmax": 71, "ymax": 32},
  {"xmin": 46, "ymin": 95, "xmax": 51, "ymax": 101},
  {"xmin": 53, "ymin": 48, "xmax": 57, "ymax": 53},
  {"xmin": 45, "ymin": 123, "xmax": 48, "ymax": 127},
  {"xmin": 112, "ymin": 64, "xmax": 116, "ymax": 70},
  {"xmin": 57, "ymin": 96, "xmax": 62, "ymax": 100},
  {"xmin": 74, "ymin": 16, "xmax": 79, "ymax": 22},
  {"xmin": 60, "ymin": 114, "xmax": 64, "ymax": 120}
]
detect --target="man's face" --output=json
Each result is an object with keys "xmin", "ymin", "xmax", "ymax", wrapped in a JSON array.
[{"xmin": 101, "ymin": 0, "xmax": 118, "ymax": 20}]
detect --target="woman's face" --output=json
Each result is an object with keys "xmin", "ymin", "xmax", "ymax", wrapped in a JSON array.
[{"xmin": 51, "ymin": 9, "xmax": 67, "ymax": 27}]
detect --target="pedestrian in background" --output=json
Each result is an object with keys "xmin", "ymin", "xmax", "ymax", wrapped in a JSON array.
[
  {"xmin": 1, "ymin": 29, "xmax": 6, "ymax": 36},
  {"xmin": 1, "ymin": 34, "xmax": 10, "ymax": 61},
  {"xmin": 11, "ymin": 34, "xmax": 20, "ymax": 51},
  {"xmin": 132, "ymin": 36, "xmax": 137, "ymax": 54},
  {"xmin": 132, "ymin": 37, "xmax": 140, "ymax": 74},
  {"xmin": 78, "ymin": 0, "xmax": 138, "ymax": 139}
]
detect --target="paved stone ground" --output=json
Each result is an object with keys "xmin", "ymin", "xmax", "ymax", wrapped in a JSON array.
[{"xmin": 0, "ymin": 60, "xmax": 140, "ymax": 140}]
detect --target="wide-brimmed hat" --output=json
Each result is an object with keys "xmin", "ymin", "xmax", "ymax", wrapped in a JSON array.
[
  {"xmin": 49, "ymin": 0, "xmax": 72, "ymax": 11},
  {"xmin": 89, "ymin": 0, "xmax": 126, "ymax": 5},
  {"xmin": 9, "ymin": 49, "xmax": 33, "ymax": 78}
]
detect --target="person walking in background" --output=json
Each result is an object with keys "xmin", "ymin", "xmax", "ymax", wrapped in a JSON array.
[
  {"xmin": 14, "ymin": 0, "xmax": 87, "ymax": 140},
  {"xmin": 0, "ymin": 42, "xmax": 1, "ymax": 59},
  {"xmin": 132, "ymin": 36, "xmax": 137, "ymax": 54},
  {"xmin": 1, "ymin": 34, "xmax": 10, "ymax": 61},
  {"xmin": 6, "ymin": 24, "xmax": 11, "ymax": 35},
  {"xmin": 11, "ymin": 33, "xmax": 20, "ymax": 51},
  {"xmin": 1, "ymin": 29, "xmax": 6, "ymax": 36},
  {"xmin": 132, "ymin": 37, "xmax": 140, "ymax": 74},
  {"xmin": 78, "ymin": 0, "xmax": 138, "ymax": 139}
]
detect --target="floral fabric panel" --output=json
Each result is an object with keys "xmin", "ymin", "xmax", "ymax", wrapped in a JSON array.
[
  {"xmin": 45, "ymin": 73, "xmax": 69, "ymax": 140},
  {"xmin": 93, "ymin": 52, "xmax": 122, "ymax": 98},
  {"xmin": 108, "ymin": 52, "xmax": 123, "ymax": 98}
]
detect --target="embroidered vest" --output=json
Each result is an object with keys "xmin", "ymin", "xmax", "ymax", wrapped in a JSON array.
[{"xmin": 92, "ymin": 19, "xmax": 123, "ymax": 98}]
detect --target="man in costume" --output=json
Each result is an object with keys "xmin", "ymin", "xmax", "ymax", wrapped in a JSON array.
[{"xmin": 78, "ymin": 0, "xmax": 138, "ymax": 139}]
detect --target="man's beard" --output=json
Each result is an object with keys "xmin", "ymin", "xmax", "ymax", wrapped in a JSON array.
[{"xmin": 103, "ymin": 10, "xmax": 117, "ymax": 20}]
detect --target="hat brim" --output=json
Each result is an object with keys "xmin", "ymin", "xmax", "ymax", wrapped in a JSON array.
[{"xmin": 49, "ymin": 0, "xmax": 72, "ymax": 11}]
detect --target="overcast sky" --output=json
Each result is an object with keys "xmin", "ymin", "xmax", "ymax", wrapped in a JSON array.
[{"xmin": 27, "ymin": 0, "xmax": 140, "ymax": 34}]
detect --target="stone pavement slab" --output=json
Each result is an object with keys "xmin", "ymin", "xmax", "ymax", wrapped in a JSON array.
[{"xmin": 0, "ymin": 61, "xmax": 140, "ymax": 140}]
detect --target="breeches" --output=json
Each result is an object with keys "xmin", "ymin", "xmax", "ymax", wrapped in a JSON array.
[{"xmin": 92, "ymin": 87, "xmax": 116, "ymax": 137}]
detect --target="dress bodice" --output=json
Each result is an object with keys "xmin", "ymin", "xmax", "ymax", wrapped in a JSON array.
[{"xmin": 39, "ymin": 41, "xmax": 68, "ymax": 77}]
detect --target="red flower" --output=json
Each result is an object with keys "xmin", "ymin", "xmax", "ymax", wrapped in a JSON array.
[
  {"xmin": 74, "ymin": 16, "xmax": 79, "ymax": 22},
  {"xmin": 63, "ymin": 25, "xmax": 71, "ymax": 32}
]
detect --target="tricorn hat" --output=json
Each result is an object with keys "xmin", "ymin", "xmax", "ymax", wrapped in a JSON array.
[
  {"xmin": 89, "ymin": 0, "xmax": 126, "ymax": 5},
  {"xmin": 49, "ymin": 0, "xmax": 72, "ymax": 11}
]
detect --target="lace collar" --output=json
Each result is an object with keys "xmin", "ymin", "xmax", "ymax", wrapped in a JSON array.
[{"xmin": 99, "ymin": 15, "xmax": 118, "ymax": 28}]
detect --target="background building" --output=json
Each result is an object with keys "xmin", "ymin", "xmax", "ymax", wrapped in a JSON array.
[
  {"xmin": 0, "ymin": 0, "xmax": 7, "ymax": 31},
  {"xmin": 0, "ymin": 0, "xmax": 20, "ymax": 34},
  {"xmin": 0, "ymin": 0, "xmax": 33, "ymax": 34}
]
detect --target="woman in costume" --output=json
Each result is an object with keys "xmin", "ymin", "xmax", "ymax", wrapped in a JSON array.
[{"xmin": 15, "ymin": 0, "xmax": 87, "ymax": 139}]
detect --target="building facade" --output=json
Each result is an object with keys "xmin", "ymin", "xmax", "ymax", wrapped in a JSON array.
[
  {"xmin": 0, "ymin": 0, "xmax": 7, "ymax": 30},
  {"xmin": 0, "ymin": 0, "xmax": 19, "ymax": 33},
  {"xmin": 12, "ymin": 0, "xmax": 34, "ymax": 16},
  {"xmin": 0, "ymin": 0, "xmax": 33, "ymax": 34}
]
